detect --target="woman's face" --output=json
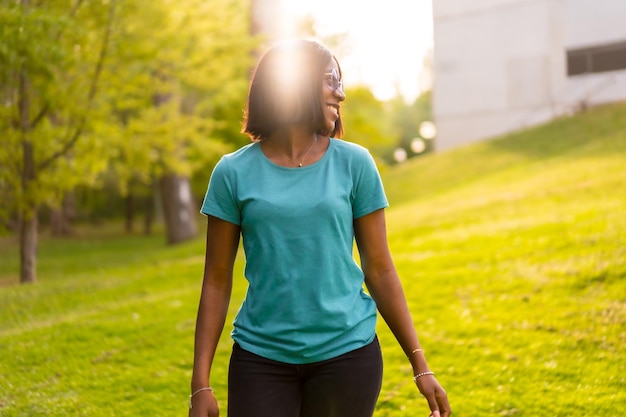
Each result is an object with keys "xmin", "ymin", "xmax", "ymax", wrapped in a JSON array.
[{"xmin": 321, "ymin": 59, "xmax": 346, "ymax": 135}]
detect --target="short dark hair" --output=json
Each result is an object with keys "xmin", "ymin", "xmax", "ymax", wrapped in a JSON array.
[{"xmin": 242, "ymin": 39, "xmax": 344, "ymax": 141}]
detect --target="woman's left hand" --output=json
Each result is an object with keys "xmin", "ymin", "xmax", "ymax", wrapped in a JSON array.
[{"xmin": 415, "ymin": 374, "xmax": 451, "ymax": 417}]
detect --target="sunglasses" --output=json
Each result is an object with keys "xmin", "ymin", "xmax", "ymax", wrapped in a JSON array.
[{"xmin": 324, "ymin": 69, "xmax": 344, "ymax": 93}]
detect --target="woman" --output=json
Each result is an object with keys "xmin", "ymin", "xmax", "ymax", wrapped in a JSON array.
[{"xmin": 189, "ymin": 39, "xmax": 451, "ymax": 417}]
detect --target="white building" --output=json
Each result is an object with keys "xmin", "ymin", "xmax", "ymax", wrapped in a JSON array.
[{"xmin": 432, "ymin": 0, "xmax": 626, "ymax": 150}]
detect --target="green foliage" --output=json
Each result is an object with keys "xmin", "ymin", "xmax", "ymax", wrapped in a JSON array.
[
  {"xmin": 1, "ymin": 93, "xmax": 624, "ymax": 415},
  {"xmin": 341, "ymin": 86, "xmax": 396, "ymax": 157},
  {"xmin": 0, "ymin": 0, "xmax": 257, "ymax": 225},
  {"xmin": 97, "ymin": 0, "xmax": 257, "ymax": 197},
  {"xmin": 340, "ymin": 88, "xmax": 435, "ymax": 166},
  {"xmin": 382, "ymin": 91, "xmax": 434, "ymax": 163},
  {"xmin": 0, "ymin": 0, "xmax": 425, "ymax": 229},
  {"xmin": 0, "ymin": 0, "xmax": 114, "ymax": 219}
]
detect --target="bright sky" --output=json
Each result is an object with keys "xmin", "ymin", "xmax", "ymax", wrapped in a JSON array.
[{"xmin": 281, "ymin": 0, "xmax": 434, "ymax": 102}]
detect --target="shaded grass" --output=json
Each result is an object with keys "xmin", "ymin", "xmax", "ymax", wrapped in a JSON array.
[{"xmin": 1, "ymin": 102, "xmax": 625, "ymax": 416}]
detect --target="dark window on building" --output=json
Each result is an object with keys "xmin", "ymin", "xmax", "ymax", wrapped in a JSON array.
[{"xmin": 566, "ymin": 40, "xmax": 626, "ymax": 76}]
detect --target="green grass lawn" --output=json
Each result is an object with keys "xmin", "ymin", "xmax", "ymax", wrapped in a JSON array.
[{"xmin": 1, "ymin": 102, "xmax": 625, "ymax": 416}]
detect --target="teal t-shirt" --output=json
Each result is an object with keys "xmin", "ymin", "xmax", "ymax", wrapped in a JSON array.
[{"xmin": 201, "ymin": 138, "xmax": 389, "ymax": 364}]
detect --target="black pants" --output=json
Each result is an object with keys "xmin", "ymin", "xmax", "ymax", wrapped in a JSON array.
[{"xmin": 228, "ymin": 336, "xmax": 383, "ymax": 417}]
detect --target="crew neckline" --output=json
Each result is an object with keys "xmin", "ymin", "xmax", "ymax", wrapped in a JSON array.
[{"xmin": 256, "ymin": 137, "xmax": 335, "ymax": 171}]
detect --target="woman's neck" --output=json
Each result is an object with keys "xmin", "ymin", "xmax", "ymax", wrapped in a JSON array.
[{"xmin": 262, "ymin": 128, "xmax": 328, "ymax": 168}]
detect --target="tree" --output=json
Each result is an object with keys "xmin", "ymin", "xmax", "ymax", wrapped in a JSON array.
[
  {"xmin": 99, "ymin": 0, "xmax": 256, "ymax": 241},
  {"xmin": 1, "ymin": 0, "xmax": 258, "ymax": 283},
  {"xmin": 387, "ymin": 91, "xmax": 434, "ymax": 162},
  {"xmin": 340, "ymin": 86, "xmax": 396, "ymax": 158},
  {"xmin": 0, "ymin": 0, "xmax": 116, "ymax": 283}
]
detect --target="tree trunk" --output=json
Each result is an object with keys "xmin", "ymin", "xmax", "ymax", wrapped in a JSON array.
[
  {"xmin": 125, "ymin": 192, "xmax": 134, "ymax": 233},
  {"xmin": 50, "ymin": 209, "xmax": 66, "ymax": 236},
  {"xmin": 20, "ymin": 213, "xmax": 38, "ymax": 284},
  {"xmin": 144, "ymin": 180, "xmax": 158, "ymax": 236},
  {"xmin": 144, "ymin": 192, "xmax": 154, "ymax": 236},
  {"xmin": 160, "ymin": 173, "xmax": 197, "ymax": 244},
  {"xmin": 51, "ymin": 191, "xmax": 75, "ymax": 236},
  {"xmin": 19, "ymin": 61, "xmax": 37, "ymax": 283}
]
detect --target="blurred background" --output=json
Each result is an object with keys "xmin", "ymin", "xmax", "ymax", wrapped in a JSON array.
[
  {"xmin": 2, "ymin": 0, "xmax": 626, "ymax": 284},
  {"xmin": 1, "ymin": 1, "xmax": 625, "ymax": 277},
  {"xmin": 1, "ymin": 0, "xmax": 442, "ymax": 284},
  {"xmin": 1, "ymin": 1, "xmax": 625, "ymax": 415}
]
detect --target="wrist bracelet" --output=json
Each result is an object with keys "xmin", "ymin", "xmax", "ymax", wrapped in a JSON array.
[
  {"xmin": 189, "ymin": 386, "xmax": 213, "ymax": 409},
  {"xmin": 413, "ymin": 371, "xmax": 434, "ymax": 382},
  {"xmin": 410, "ymin": 348, "xmax": 424, "ymax": 355}
]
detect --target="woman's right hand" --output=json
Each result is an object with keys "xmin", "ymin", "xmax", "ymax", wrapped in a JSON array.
[{"xmin": 189, "ymin": 390, "xmax": 219, "ymax": 417}]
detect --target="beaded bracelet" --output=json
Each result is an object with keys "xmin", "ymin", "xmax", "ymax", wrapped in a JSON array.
[
  {"xmin": 189, "ymin": 386, "xmax": 213, "ymax": 409},
  {"xmin": 413, "ymin": 371, "xmax": 435, "ymax": 382}
]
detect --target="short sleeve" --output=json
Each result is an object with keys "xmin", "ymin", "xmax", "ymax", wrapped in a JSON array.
[
  {"xmin": 200, "ymin": 157, "xmax": 241, "ymax": 225},
  {"xmin": 352, "ymin": 150, "xmax": 389, "ymax": 219}
]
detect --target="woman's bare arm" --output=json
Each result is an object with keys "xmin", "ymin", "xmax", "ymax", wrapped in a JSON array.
[
  {"xmin": 354, "ymin": 209, "xmax": 451, "ymax": 417},
  {"xmin": 189, "ymin": 216, "xmax": 241, "ymax": 416}
]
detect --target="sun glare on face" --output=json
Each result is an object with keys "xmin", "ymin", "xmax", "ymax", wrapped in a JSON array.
[
  {"xmin": 266, "ymin": 43, "xmax": 309, "ymax": 118},
  {"xmin": 270, "ymin": 48, "xmax": 302, "ymax": 92},
  {"xmin": 270, "ymin": 46, "xmax": 304, "ymax": 102}
]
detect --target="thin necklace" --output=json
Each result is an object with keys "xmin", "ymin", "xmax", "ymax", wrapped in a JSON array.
[{"xmin": 298, "ymin": 134, "xmax": 318, "ymax": 167}]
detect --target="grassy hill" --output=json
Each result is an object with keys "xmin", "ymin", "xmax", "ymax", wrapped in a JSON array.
[
  {"xmin": 376, "ymin": 102, "xmax": 626, "ymax": 415},
  {"xmin": 1, "ymin": 102, "xmax": 625, "ymax": 416}
]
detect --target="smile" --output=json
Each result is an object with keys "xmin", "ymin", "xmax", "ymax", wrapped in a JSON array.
[{"xmin": 326, "ymin": 104, "xmax": 339, "ymax": 118}]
